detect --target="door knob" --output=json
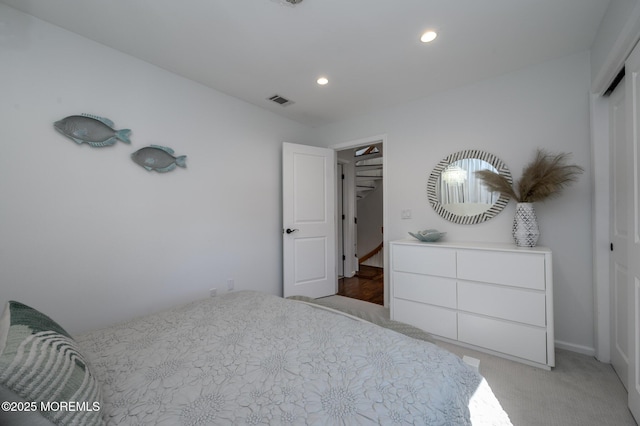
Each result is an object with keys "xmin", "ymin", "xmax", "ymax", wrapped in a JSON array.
[{"xmin": 285, "ymin": 228, "xmax": 299, "ymax": 234}]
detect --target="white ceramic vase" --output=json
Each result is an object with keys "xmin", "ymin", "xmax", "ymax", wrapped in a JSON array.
[{"xmin": 512, "ymin": 202, "xmax": 540, "ymax": 247}]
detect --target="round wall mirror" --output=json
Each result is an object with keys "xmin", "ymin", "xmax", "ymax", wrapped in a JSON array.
[{"xmin": 427, "ymin": 150, "xmax": 512, "ymax": 224}]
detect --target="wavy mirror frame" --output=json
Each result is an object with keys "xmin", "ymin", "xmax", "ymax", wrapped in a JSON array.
[{"xmin": 427, "ymin": 150, "xmax": 513, "ymax": 225}]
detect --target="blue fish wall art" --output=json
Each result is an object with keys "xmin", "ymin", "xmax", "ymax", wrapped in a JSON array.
[
  {"xmin": 131, "ymin": 145, "xmax": 187, "ymax": 173},
  {"xmin": 54, "ymin": 114, "xmax": 131, "ymax": 147}
]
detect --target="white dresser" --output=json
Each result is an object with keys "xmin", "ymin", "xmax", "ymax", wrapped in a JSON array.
[{"xmin": 390, "ymin": 239, "xmax": 554, "ymax": 369}]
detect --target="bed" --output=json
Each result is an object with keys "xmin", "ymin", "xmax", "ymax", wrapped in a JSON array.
[{"xmin": 0, "ymin": 291, "xmax": 511, "ymax": 425}]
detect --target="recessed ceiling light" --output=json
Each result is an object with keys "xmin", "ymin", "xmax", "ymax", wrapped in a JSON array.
[
  {"xmin": 420, "ymin": 31, "xmax": 437, "ymax": 43},
  {"xmin": 317, "ymin": 77, "xmax": 329, "ymax": 85}
]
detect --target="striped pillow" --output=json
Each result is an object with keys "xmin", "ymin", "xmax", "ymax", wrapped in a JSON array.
[{"xmin": 0, "ymin": 301, "xmax": 104, "ymax": 426}]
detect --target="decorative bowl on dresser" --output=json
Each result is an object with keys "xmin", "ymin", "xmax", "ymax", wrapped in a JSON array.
[
  {"xmin": 408, "ymin": 229, "xmax": 446, "ymax": 242},
  {"xmin": 390, "ymin": 239, "xmax": 554, "ymax": 370}
]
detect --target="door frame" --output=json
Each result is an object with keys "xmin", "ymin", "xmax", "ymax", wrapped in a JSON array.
[
  {"xmin": 331, "ymin": 134, "xmax": 388, "ymax": 306},
  {"xmin": 591, "ymin": 92, "xmax": 612, "ymax": 362},
  {"xmin": 607, "ymin": 77, "xmax": 629, "ymax": 388},
  {"xmin": 337, "ymin": 158, "xmax": 357, "ymax": 278},
  {"xmin": 337, "ymin": 162, "xmax": 345, "ymax": 278}
]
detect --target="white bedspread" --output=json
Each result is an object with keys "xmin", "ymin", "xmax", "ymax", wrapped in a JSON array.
[{"xmin": 76, "ymin": 291, "xmax": 511, "ymax": 425}]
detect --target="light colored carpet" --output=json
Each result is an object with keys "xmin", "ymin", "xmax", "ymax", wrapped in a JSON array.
[{"xmin": 322, "ymin": 295, "xmax": 637, "ymax": 426}]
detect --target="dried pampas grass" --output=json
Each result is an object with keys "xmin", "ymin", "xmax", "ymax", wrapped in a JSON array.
[{"xmin": 475, "ymin": 149, "xmax": 584, "ymax": 203}]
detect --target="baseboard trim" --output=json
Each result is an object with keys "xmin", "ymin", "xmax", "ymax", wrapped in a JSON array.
[{"xmin": 555, "ymin": 340, "xmax": 596, "ymax": 357}]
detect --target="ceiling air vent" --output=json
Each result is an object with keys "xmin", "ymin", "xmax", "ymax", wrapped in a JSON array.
[{"xmin": 267, "ymin": 94, "xmax": 294, "ymax": 106}]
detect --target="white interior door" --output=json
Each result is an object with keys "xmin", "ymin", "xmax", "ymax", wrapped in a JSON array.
[
  {"xmin": 610, "ymin": 76, "xmax": 629, "ymax": 390},
  {"xmin": 282, "ymin": 142, "xmax": 336, "ymax": 298},
  {"xmin": 626, "ymin": 42, "xmax": 640, "ymax": 420}
]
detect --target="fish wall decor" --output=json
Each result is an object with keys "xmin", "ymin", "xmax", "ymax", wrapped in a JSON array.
[
  {"xmin": 131, "ymin": 145, "xmax": 187, "ymax": 173},
  {"xmin": 54, "ymin": 114, "xmax": 131, "ymax": 147}
]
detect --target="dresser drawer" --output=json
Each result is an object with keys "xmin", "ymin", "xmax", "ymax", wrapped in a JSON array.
[
  {"xmin": 394, "ymin": 272, "xmax": 456, "ymax": 308},
  {"xmin": 458, "ymin": 313, "xmax": 547, "ymax": 364},
  {"xmin": 457, "ymin": 249, "xmax": 546, "ymax": 290},
  {"xmin": 392, "ymin": 245, "xmax": 456, "ymax": 278},
  {"xmin": 458, "ymin": 281, "xmax": 546, "ymax": 326},
  {"xmin": 393, "ymin": 298, "xmax": 457, "ymax": 339}
]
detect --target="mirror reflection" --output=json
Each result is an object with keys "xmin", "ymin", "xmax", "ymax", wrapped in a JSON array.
[
  {"xmin": 437, "ymin": 159, "xmax": 499, "ymax": 217},
  {"xmin": 427, "ymin": 150, "xmax": 512, "ymax": 225}
]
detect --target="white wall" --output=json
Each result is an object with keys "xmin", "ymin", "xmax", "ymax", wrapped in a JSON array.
[
  {"xmin": 0, "ymin": 4, "xmax": 309, "ymax": 334},
  {"xmin": 311, "ymin": 52, "xmax": 595, "ymax": 354}
]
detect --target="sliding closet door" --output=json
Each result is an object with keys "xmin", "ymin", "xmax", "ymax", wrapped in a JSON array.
[{"xmin": 625, "ymin": 41, "xmax": 640, "ymax": 420}]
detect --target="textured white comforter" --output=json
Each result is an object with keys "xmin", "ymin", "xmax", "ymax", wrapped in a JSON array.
[{"xmin": 76, "ymin": 291, "xmax": 511, "ymax": 425}]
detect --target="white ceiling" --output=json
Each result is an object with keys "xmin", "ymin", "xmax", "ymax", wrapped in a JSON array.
[{"xmin": 2, "ymin": 0, "xmax": 611, "ymax": 127}]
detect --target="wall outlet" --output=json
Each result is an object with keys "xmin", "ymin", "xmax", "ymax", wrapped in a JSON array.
[
  {"xmin": 227, "ymin": 279, "xmax": 235, "ymax": 291},
  {"xmin": 210, "ymin": 288, "xmax": 217, "ymax": 297},
  {"xmin": 401, "ymin": 209, "xmax": 412, "ymax": 219}
]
